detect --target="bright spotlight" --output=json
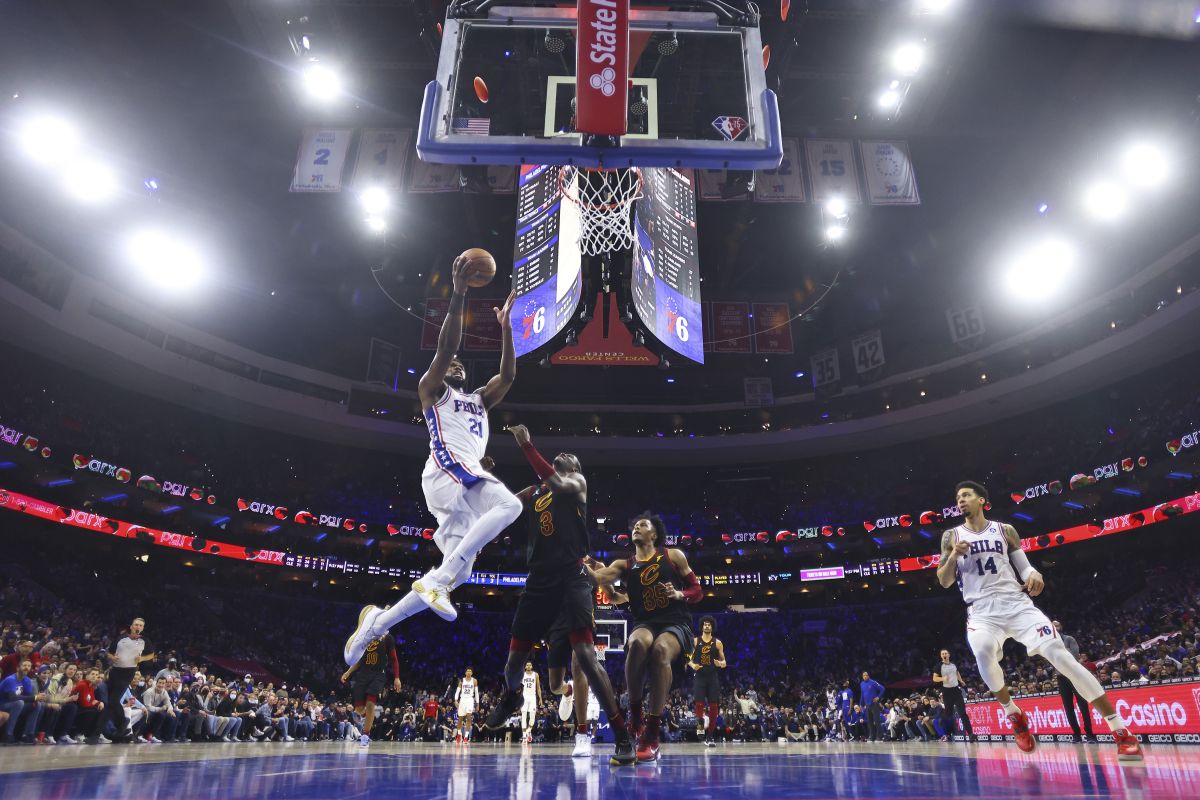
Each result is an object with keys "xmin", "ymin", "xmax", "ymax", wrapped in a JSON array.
[
  {"xmin": 1082, "ymin": 180, "xmax": 1129, "ymax": 222},
  {"xmin": 891, "ymin": 43, "xmax": 924, "ymax": 76},
  {"xmin": 1119, "ymin": 142, "xmax": 1169, "ymax": 190},
  {"xmin": 125, "ymin": 230, "xmax": 204, "ymax": 290},
  {"xmin": 303, "ymin": 63, "xmax": 343, "ymax": 100},
  {"xmin": 18, "ymin": 116, "xmax": 79, "ymax": 164},
  {"xmin": 359, "ymin": 187, "xmax": 390, "ymax": 215},
  {"xmin": 64, "ymin": 159, "xmax": 117, "ymax": 204},
  {"xmin": 365, "ymin": 216, "xmax": 387, "ymax": 234},
  {"xmin": 1004, "ymin": 237, "xmax": 1077, "ymax": 300},
  {"xmin": 914, "ymin": 0, "xmax": 954, "ymax": 14},
  {"xmin": 825, "ymin": 197, "xmax": 848, "ymax": 218},
  {"xmin": 825, "ymin": 223, "xmax": 847, "ymax": 242},
  {"xmin": 877, "ymin": 88, "xmax": 901, "ymax": 110}
]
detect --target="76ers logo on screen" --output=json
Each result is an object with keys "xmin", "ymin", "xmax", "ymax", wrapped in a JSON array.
[
  {"xmin": 521, "ymin": 300, "xmax": 546, "ymax": 340},
  {"xmin": 664, "ymin": 297, "xmax": 690, "ymax": 342}
]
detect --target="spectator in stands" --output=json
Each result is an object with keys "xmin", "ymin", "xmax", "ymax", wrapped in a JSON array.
[
  {"xmin": 0, "ymin": 640, "xmax": 38, "ymax": 679},
  {"xmin": 72, "ymin": 668, "xmax": 107, "ymax": 744},
  {"xmin": 44, "ymin": 662, "xmax": 80, "ymax": 743},
  {"xmin": 155, "ymin": 658, "xmax": 181, "ymax": 683},
  {"xmin": 141, "ymin": 676, "xmax": 175, "ymax": 743},
  {"xmin": 0, "ymin": 659, "xmax": 46, "ymax": 743}
]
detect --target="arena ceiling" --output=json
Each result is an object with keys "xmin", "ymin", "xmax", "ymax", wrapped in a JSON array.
[{"xmin": 1, "ymin": 0, "xmax": 1197, "ymax": 409}]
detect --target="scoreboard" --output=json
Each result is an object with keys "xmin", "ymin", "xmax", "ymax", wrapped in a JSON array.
[
  {"xmin": 631, "ymin": 167, "xmax": 704, "ymax": 364},
  {"xmin": 510, "ymin": 165, "xmax": 583, "ymax": 357}
]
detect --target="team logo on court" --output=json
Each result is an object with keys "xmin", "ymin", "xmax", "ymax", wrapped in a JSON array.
[{"xmin": 589, "ymin": 67, "xmax": 617, "ymax": 97}]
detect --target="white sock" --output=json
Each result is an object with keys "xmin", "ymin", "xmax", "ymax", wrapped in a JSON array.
[
  {"xmin": 372, "ymin": 591, "xmax": 427, "ymax": 633},
  {"xmin": 1104, "ymin": 712, "xmax": 1128, "ymax": 733},
  {"xmin": 431, "ymin": 487, "xmax": 522, "ymax": 585},
  {"xmin": 1001, "ymin": 699, "xmax": 1021, "ymax": 716}
]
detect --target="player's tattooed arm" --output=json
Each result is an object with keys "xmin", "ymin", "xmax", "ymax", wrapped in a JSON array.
[
  {"xmin": 1003, "ymin": 523, "xmax": 1044, "ymax": 596},
  {"xmin": 937, "ymin": 529, "xmax": 968, "ymax": 588}
]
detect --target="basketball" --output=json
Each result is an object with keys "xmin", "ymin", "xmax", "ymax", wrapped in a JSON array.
[{"xmin": 460, "ymin": 247, "xmax": 497, "ymax": 288}]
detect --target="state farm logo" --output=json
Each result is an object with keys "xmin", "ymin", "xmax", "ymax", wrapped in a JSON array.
[
  {"xmin": 590, "ymin": 66, "xmax": 616, "ymax": 97},
  {"xmin": 584, "ymin": 0, "xmax": 620, "ymax": 67}
]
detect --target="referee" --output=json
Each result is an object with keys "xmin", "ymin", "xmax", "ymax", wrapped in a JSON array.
[
  {"xmin": 1053, "ymin": 620, "xmax": 1095, "ymax": 743},
  {"xmin": 933, "ymin": 649, "xmax": 976, "ymax": 742},
  {"xmin": 105, "ymin": 617, "xmax": 156, "ymax": 741}
]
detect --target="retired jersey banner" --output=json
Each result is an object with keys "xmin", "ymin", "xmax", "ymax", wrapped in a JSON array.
[
  {"xmin": 352, "ymin": 129, "xmax": 412, "ymax": 193},
  {"xmin": 290, "ymin": 127, "xmax": 353, "ymax": 192},
  {"xmin": 752, "ymin": 302, "xmax": 794, "ymax": 353},
  {"xmin": 804, "ymin": 139, "xmax": 861, "ymax": 205},
  {"xmin": 754, "ymin": 139, "xmax": 806, "ymax": 203},
  {"xmin": 409, "ymin": 159, "xmax": 460, "ymax": 193},
  {"xmin": 697, "ymin": 169, "xmax": 746, "ymax": 201},
  {"xmin": 708, "ymin": 301, "xmax": 752, "ymax": 353},
  {"xmin": 464, "ymin": 298, "xmax": 502, "ymax": 351},
  {"xmin": 420, "ymin": 298, "xmax": 451, "ymax": 350},
  {"xmin": 860, "ymin": 140, "xmax": 920, "ymax": 206}
]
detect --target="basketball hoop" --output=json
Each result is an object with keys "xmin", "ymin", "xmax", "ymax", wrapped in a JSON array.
[
  {"xmin": 595, "ymin": 642, "xmax": 608, "ymax": 662},
  {"xmin": 556, "ymin": 165, "xmax": 643, "ymax": 256}
]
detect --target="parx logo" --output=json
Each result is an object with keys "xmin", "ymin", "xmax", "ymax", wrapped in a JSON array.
[
  {"xmin": 589, "ymin": 67, "xmax": 616, "ymax": 96},
  {"xmin": 0, "ymin": 425, "xmax": 23, "ymax": 446}
]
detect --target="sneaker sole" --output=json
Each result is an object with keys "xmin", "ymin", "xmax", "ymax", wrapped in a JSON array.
[
  {"xmin": 1118, "ymin": 752, "xmax": 1144, "ymax": 762},
  {"xmin": 344, "ymin": 605, "xmax": 381, "ymax": 665}
]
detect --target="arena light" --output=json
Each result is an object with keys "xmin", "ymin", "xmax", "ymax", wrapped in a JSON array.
[
  {"xmin": 1004, "ymin": 237, "xmax": 1078, "ymax": 300},
  {"xmin": 18, "ymin": 115, "xmax": 79, "ymax": 164},
  {"xmin": 825, "ymin": 223, "xmax": 847, "ymax": 242},
  {"xmin": 125, "ymin": 229, "xmax": 205, "ymax": 291},
  {"xmin": 825, "ymin": 197, "xmax": 848, "ymax": 218},
  {"xmin": 877, "ymin": 88, "xmax": 901, "ymax": 110},
  {"xmin": 359, "ymin": 187, "xmax": 390, "ymax": 215},
  {"xmin": 302, "ymin": 63, "xmax": 343, "ymax": 100},
  {"xmin": 891, "ymin": 43, "xmax": 925, "ymax": 76},
  {"xmin": 63, "ymin": 158, "xmax": 117, "ymax": 204},
  {"xmin": 1119, "ymin": 142, "xmax": 1170, "ymax": 190},
  {"xmin": 365, "ymin": 216, "xmax": 387, "ymax": 234},
  {"xmin": 914, "ymin": 0, "xmax": 955, "ymax": 14},
  {"xmin": 1082, "ymin": 180, "xmax": 1129, "ymax": 223}
]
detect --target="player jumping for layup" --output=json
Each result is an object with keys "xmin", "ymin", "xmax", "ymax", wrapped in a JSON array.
[
  {"xmin": 938, "ymin": 481, "xmax": 1142, "ymax": 760},
  {"xmin": 689, "ymin": 615, "xmax": 726, "ymax": 747},
  {"xmin": 586, "ymin": 515, "xmax": 703, "ymax": 763},
  {"xmin": 484, "ymin": 424, "xmax": 636, "ymax": 765},
  {"xmin": 344, "ymin": 255, "xmax": 521, "ymax": 665}
]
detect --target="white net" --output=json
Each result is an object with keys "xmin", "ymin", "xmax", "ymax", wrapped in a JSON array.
[{"xmin": 556, "ymin": 166, "xmax": 643, "ymax": 256}]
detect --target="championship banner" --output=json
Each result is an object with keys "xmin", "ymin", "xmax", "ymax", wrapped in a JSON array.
[
  {"xmin": 752, "ymin": 302, "xmax": 794, "ymax": 354},
  {"xmin": 708, "ymin": 301, "xmax": 752, "ymax": 353},
  {"xmin": 352, "ymin": 129, "xmax": 412, "ymax": 193},
  {"xmin": 754, "ymin": 138, "xmax": 806, "ymax": 203},
  {"xmin": 464, "ymin": 297, "xmax": 502, "ymax": 351},
  {"xmin": 965, "ymin": 680, "xmax": 1200, "ymax": 742},
  {"xmin": 804, "ymin": 139, "xmax": 861, "ymax": 205},
  {"xmin": 290, "ymin": 127, "xmax": 353, "ymax": 192},
  {"xmin": 696, "ymin": 169, "xmax": 746, "ymax": 201},
  {"xmin": 408, "ymin": 158, "xmax": 460, "ymax": 193},
  {"xmin": 860, "ymin": 140, "xmax": 920, "ymax": 206},
  {"xmin": 420, "ymin": 298, "xmax": 451, "ymax": 350}
]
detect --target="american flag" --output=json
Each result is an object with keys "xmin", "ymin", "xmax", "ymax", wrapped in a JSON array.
[{"xmin": 452, "ymin": 117, "xmax": 491, "ymax": 136}]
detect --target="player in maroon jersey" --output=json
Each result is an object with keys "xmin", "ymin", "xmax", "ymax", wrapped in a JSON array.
[{"xmin": 585, "ymin": 514, "xmax": 703, "ymax": 762}]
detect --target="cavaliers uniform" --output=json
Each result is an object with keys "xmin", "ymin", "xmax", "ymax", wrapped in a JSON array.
[
  {"xmin": 509, "ymin": 485, "xmax": 595, "ymax": 645},
  {"xmin": 627, "ymin": 548, "xmax": 695, "ymax": 655},
  {"xmin": 352, "ymin": 634, "xmax": 396, "ymax": 705},
  {"xmin": 954, "ymin": 521, "xmax": 1058, "ymax": 659},
  {"xmin": 691, "ymin": 637, "xmax": 721, "ymax": 705}
]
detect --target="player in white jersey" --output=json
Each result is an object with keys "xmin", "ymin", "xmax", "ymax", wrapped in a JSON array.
[
  {"xmin": 938, "ymin": 481, "xmax": 1142, "ymax": 761},
  {"xmin": 454, "ymin": 668, "xmax": 478, "ymax": 743},
  {"xmin": 520, "ymin": 662, "xmax": 541, "ymax": 743},
  {"xmin": 344, "ymin": 255, "xmax": 523, "ymax": 665}
]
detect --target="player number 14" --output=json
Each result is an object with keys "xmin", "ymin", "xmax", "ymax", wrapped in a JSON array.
[{"xmin": 974, "ymin": 556, "xmax": 998, "ymax": 576}]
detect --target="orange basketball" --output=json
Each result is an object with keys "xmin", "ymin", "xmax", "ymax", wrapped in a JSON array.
[
  {"xmin": 460, "ymin": 247, "xmax": 496, "ymax": 288},
  {"xmin": 473, "ymin": 76, "xmax": 489, "ymax": 104}
]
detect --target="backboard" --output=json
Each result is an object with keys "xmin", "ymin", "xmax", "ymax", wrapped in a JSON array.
[{"xmin": 417, "ymin": 1, "xmax": 782, "ymax": 170}]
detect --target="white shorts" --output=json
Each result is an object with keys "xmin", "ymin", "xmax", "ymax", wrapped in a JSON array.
[
  {"xmin": 421, "ymin": 457, "xmax": 499, "ymax": 526},
  {"xmin": 966, "ymin": 593, "xmax": 1057, "ymax": 658},
  {"xmin": 457, "ymin": 702, "xmax": 475, "ymax": 717},
  {"xmin": 586, "ymin": 699, "xmax": 600, "ymax": 721},
  {"xmin": 522, "ymin": 696, "xmax": 537, "ymax": 714}
]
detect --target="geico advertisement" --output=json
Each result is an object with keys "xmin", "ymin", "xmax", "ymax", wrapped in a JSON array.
[{"xmin": 966, "ymin": 680, "xmax": 1200, "ymax": 739}]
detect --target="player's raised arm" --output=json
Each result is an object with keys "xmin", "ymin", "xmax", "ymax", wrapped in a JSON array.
[
  {"xmin": 583, "ymin": 556, "xmax": 627, "ymax": 586},
  {"xmin": 936, "ymin": 529, "xmax": 968, "ymax": 589},
  {"xmin": 480, "ymin": 291, "xmax": 517, "ymax": 408},
  {"xmin": 1002, "ymin": 523, "xmax": 1044, "ymax": 597},
  {"xmin": 508, "ymin": 424, "xmax": 586, "ymax": 496},
  {"xmin": 418, "ymin": 256, "xmax": 471, "ymax": 406},
  {"xmin": 665, "ymin": 548, "xmax": 704, "ymax": 603}
]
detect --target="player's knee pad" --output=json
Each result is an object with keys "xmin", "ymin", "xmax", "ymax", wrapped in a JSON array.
[{"xmin": 1041, "ymin": 639, "xmax": 1104, "ymax": 703}]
